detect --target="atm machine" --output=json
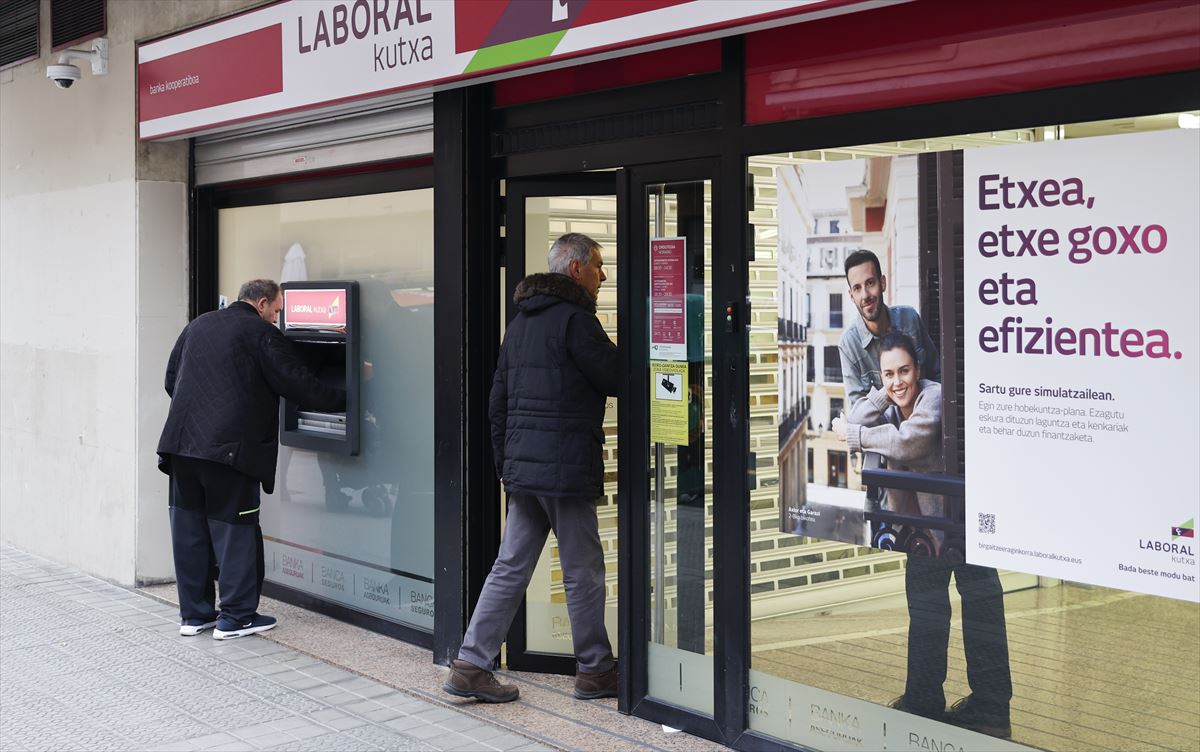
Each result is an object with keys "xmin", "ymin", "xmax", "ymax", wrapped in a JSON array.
[{"xmin": 278, "ymin": 281, "xmax": 360, "ymax": 456}]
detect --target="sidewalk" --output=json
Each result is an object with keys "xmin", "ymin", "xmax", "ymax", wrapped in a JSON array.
[
  {"xmin": 0, "ymin": 545, "xmax": 550, "ymax": 752},
  {"xmin": 1, "ymin": 545, "xmax": 724, "ymax": 752}
]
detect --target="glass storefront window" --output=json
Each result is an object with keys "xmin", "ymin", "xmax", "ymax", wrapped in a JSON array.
[
  {"xmin": 218, "ymin": 188, "xmax": 435, "ymax": 630},
  {"xmin": 746, "ymin": 113, "xmax": 1199, "ymax": 749}
]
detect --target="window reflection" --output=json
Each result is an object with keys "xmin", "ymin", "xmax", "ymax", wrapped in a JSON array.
[{"xmin": 747, "ymin": 114, "xmax": 1200, "ymax": 749}]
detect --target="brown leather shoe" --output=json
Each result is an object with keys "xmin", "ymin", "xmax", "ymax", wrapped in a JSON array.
[
  {"xmin": 443, "ymin": 659, "xmax": 519, "ymax": 703},
  {"xmin": 574, "ymin": 664, "xmax": 618, "ymax": 699}
]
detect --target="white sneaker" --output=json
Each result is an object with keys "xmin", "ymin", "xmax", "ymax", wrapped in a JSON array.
[{"xmin": 179, "ymin": 619, "xmax": 218, "ymax": 636}]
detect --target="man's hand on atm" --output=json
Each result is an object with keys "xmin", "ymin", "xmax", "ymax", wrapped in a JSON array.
[{"xmin": 364, "ymin": 410, "xmax": 377, "ymax": 426}]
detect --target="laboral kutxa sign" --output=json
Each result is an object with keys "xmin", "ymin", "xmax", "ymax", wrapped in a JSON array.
[
  {"xmin": 965, "ymin": 129, "xmax": 1198, "ymax": 602},
  {"xmin": 137, "ymin": 0, "xmax": 865, "ymax": 139},
  {"xmin": 282, "ymin": 288, "xmax": 348, "ymax": 331}
]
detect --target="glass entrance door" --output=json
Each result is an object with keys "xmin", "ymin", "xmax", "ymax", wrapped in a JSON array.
[
  {"xmin": 499, "ymin": 164, "xmax": 723, "ymax": 724},
  {"xmin": 503, "ymin": 174, "xmax": 621, "ymax": 674},
  {"xmin": 622, "ymin": 162, "xmax": 718, "ymax": 719}
]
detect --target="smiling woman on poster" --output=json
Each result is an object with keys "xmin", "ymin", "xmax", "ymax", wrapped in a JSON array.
[{"xmin": 832, "ymin": 331, "xmax": 943, "ymax": 521}]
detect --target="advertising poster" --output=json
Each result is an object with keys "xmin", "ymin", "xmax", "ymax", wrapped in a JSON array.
[
  {"xmin": 775, "ymin": 131, "xmax": 1200, "ymax": 598},
  {"xmin": 965, "ymin": 129, "xmax": 1199, "ymax": 601},
  {"xmin": 650, "ymin": 237, "xmax": 688, "ymax": 361}
]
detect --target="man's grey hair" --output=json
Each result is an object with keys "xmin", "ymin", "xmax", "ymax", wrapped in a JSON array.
[
  {"xmin": 547, "ymin": 233, "xmax": 601, "ymax": 275},
  {"xmin": 237, "ymin": 279, "xmax": 281, "ymax": 303}
]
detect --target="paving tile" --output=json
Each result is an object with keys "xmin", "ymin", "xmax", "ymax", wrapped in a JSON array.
[
  {"xmin": 343, "ymin": 725, "xmax": 437, "ymax": 751},
  {"xmin": 301, "ymin": 683, "xmax": 347, "ymax": 700},
  {"xmin": 246, "ymin": 732, "xmax": 296, "ymax": 749},
  {"xmin": 374, "ymin": 694, "xmax": 432, "ymax": 712},
  {"xmin": 402, "ymin": 723, "xmax": 450, "ymax": 741},
  {"xmin": 385, "ymin": 715, "xmax": 430, "ymax": 733},
  {"xmin": 343, "ymin": 699, "xmax": 387, "ymax": 715},
  {"xmin": 322, "ymin": 690, "xmax": 366, "ymax": 707},
  {"xmin": 279, "ymin": 675, "xmax": 326, "ymax": 691},
  {"xmin": 324, "ymin": 715, "xmax": 369, "ymax": 731},
  {"xmin": 268, "ymin": 716, "xmax": 312, "ymax": 732},
  {"xmin": 361, "ymin": 706, "xmax": 408, "ymax": 723},
  {"xmin": 263, "ymin": 731, "xmax": 382, "ymax": 751},
  {"xmin": 229, "ymin": 723, "xmax": 281, "ymax": 740},
  {"xmin": 309, "ymin": 708, "xmax": 352, "ymax": 723},
  {"xmin": 486, "ymin": 733, "xmax": 540, "ymax": 751},
  {"xmin": 330, "ymin": 676, "xmax": 378, "ymax": 691},
  {"xmin": 354, "ymin": 683, "xmax": 399, "ymax": 700},
  {"xmin": 426, "ymin": 732, "xmax": 480, "ymax": 751},
  {"xmin": 306, "ymin": 666, "xmax": 357, "ymax": 682},
  {"xmin": 189, "ymin": 731, "xmax": 240, "ymax": 749},
  {"xmin": 433, "ymin": 714, "xmax": 491, "ymax": 734},
  {"xmin": 410, "ymin": 706, "xmax": 459, "ymax": 724},
  {"xmin": 287, "ymin": 722, "xmax": 333, "ymax": 740}
]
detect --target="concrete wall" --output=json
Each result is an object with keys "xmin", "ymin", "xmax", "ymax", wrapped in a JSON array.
[{"xmin": 0, "ymin": 0, "xmax": 264, "ymax": 585}]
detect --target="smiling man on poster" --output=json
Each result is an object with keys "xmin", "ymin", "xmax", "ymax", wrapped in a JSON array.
[{"xmin": 838, "ymin": 250, "xmax": 940, "ymax": 407}]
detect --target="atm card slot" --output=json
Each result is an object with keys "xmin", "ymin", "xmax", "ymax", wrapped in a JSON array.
[{"xmin": 296, "ymin": 410, "xmax": 347, "ymax": 436}]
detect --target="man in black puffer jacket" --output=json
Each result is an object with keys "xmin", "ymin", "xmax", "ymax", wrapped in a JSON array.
[
  {"xmin": 158, "ymin": 279, "xmax": 344, "ymax": 640},
  {"xmin": 444, "ymin": 233, "xmax": 622, "ymax": 704}
]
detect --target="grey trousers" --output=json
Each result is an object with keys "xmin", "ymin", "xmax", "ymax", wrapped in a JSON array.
[{"xmin": 458, "ymin": 494, "xmax": 614, "ymax": 674}]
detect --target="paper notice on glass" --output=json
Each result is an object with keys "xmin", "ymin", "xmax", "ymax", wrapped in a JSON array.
[
  {"xmin": 650, "ymin": 237, "xmax": 687, "ymax": 361},
  {"xmin": 650, "ymin": 360, "xmax": 689, "ymax": 445}
]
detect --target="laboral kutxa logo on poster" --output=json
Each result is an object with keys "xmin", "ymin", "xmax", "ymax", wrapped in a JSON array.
[
  {"xmin": 137, "ymin": 0, "xmax": 833, "ymax": 139},
  {"xmin": 964, "ymin": 128, "xmax": 1199, "ymax": 602}
]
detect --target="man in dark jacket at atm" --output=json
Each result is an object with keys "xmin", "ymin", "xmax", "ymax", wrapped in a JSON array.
[
  {"xmin": 158, "ymin": 279, "xmax": 345, "ymax": 640},
  {"xmin": 444, "ymin": 233, "xmax": 622, "ymax": 703}
]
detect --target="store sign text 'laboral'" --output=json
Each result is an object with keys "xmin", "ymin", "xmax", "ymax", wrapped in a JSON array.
[
  {"xmin": 137, "ymin": 1, "xmax": 858, "ymax": 139},
  {"xmin": 296, "ymin": 0, "xmax": 434, "ymax": 71}
]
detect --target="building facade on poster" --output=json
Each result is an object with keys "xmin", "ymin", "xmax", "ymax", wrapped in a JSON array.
[{"xmin": 776, "ymin": 157, "xmax": 932, "ymax": 553}]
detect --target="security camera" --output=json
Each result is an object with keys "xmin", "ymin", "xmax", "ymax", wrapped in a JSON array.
[
  {"xmin": 46, "ymin": 64, "xmax": 81, "ymax": 89},
  {"xmin": 46, "ymin": 38, "xmax": 107, "ymax": 90}
]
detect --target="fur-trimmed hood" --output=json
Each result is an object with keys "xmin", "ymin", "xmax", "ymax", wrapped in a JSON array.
[{"xmin": 513, "ymin": 272, "xmax": 596, "ymax": 314}]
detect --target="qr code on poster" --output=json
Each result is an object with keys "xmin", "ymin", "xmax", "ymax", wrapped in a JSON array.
[{"xmin": 978, "ymin": 513, "xmax": 997, "ymax": 535}]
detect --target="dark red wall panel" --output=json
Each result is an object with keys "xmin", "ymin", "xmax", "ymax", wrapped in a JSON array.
[
  {"xmin": 138, "ymin": 25, "xmax": 283, "ymax": 122},
  {"xmin": 745, "ymin": 0, "xmax": 1200, "ymax": 124},
  {"xmin": 494, "ymin": 39, "xmax": 721, "ymax": 107}
]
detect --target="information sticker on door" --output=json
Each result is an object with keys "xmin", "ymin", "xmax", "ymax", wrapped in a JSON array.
[{"xmin": 650, "ymin": 237, "xmax": 687, "ymax": 361}]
